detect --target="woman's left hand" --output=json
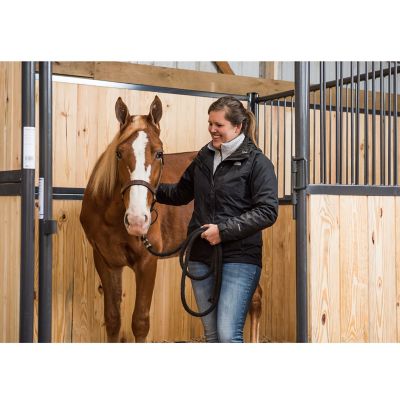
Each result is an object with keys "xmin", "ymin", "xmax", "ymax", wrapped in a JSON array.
[{"xmin": 200, "ymin": 224, "xmax": 222, "ymax": 246}]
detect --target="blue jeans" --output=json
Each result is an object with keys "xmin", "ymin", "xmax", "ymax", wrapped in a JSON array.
[{"xmin": 189, "ymin": 261, "xmax": 261, "ymax": 343}]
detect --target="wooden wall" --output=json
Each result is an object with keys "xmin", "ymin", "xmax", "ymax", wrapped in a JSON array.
[
  {"xmin": 308, "ymin": 195, "xmax": 400, "ymax": 342},
  {"xmin": 0, "ymin": 197, "xmax": 20, "ymax": 342},
  {"xmin": 0, "ymin": 62, "xmax": 296, "ymax": 342},
  {"xmin": 45, "ymin": 200, "xmax": 295, "ymax": 343}
]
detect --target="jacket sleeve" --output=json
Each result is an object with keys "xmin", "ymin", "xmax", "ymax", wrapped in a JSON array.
[
  {"xmin": 217, "ymin": 155, "xmax": 278, "ymax": 242},
  {"xmin": 156, "ymin": 161, "xmax": 195, "ymax": 205}
]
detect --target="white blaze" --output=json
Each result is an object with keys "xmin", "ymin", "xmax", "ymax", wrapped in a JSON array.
[{"xmin": 128, "ymin": 131, "xmax": 151, "ymax": 216}]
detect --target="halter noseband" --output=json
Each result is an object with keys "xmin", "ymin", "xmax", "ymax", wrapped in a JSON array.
[{"xmin": 118, "ymin": 152, "xmax": 164, "ymax": 213}]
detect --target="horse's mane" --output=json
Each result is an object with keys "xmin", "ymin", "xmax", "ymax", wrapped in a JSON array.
[{"xmin": 87, "ymin": 128, "xmax": 134, "ymax": 199}]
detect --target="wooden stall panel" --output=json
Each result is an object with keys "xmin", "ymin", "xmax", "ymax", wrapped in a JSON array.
[
  {"xmin": 396, "ymin": 198, "xmax": 400, "ymax": 342},
  {"xmin": 0, "ymin": 62, "xmax": 21, "ymax": 172},
  {"xmin": 0, "ymin": 197, "xmax": 20, "ymax": 342},
  {"xmin": 270, "ymin": 204, "xmax": 296, "ymax": 342},
  {"xmin": 339, "ymin": 196, "xmax": 369, "ymax": 342},
  {"xmin": 52, "ymin": 82, "xmax": 78, "ymax": 187},
  {"xmin": 308, "ymin": 195, "xmax": 340, "ymax": 342},
  {"xmin": 368, "ymin": 196, "xmax": 397, "ymax": 342}
]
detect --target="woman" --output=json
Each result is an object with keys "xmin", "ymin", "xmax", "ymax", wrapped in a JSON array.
[{"xmin": 156, "ymin": 96, "xmax": 278, "ymax": 342}]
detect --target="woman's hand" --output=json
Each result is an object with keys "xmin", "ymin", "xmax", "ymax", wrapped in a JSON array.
[{"xmin": 200, "ymin": 224, "xmax": 221, "ymax": 246}]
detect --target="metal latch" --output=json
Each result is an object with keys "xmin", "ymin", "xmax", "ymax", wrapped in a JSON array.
[
  {"xmin": 291, "ymin": 156, "xmax": 308, "ymax": 219},
  {"xmin": 43, "ymin": 220, "xmax": 57, "ymax": 235}
]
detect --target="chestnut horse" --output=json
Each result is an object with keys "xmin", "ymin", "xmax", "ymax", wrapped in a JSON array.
[{"xmin": 80, "ymin": 96, "xmax": 262, "ymax": 342}]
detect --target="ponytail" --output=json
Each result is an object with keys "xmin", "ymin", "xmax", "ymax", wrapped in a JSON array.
[{"xmin": 244, "ymin": 109, "xmax": 257, "ymax": 143}]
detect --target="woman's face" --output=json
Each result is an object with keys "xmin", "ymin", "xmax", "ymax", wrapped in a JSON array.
[{"xmin": 208, "ymin": 110, "xmax": 241, "ymax": 150}]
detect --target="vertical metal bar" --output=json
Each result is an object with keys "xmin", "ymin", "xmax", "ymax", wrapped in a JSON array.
[
  {"xmin": 346, "ymin": 83, "xmax": 349, "ymax": 184},
  {"xmin": 283, "ymin": 97, "xmax": 286, "ymax": 195},
  {"xmin": 20, "ymin": 62, "xmax": 36, "ymax": 343},
  {"xmin": 364, "ymin": 62, "xmax": 369, "ymax": 185},
  {"xmin": 291, "ymin": 96, "xmax": 294, "ymax": 189},
  {"xmin": 291, "ymin": 96, "xmax": 294, "ymax": 156},
  {"xmin": 247, "ymin": 92, "xmax": 259, "ymax": 144},
  {"xmin": 335, "ymin": 62, "xmax": 340, "ymax": 184},
  {"xmin": 294, "ymin": 61, "xmax": 309, "ymax": 343},
  {"xmin": 372, "ymin": 62, "xmax": 376, "ymax": 184},
  {"xmin": 394, "ymin": 61, "xmax": 398, "ymax": 185},
  {"xmin": 388, "ymin": 61, "xmax": 392, "ymax": 185},
  {"xmin": 339, "ymin": 62, "xmax": 343, "ymax": 184},
  {"xmin": 270, "ymin": 100, "xmax": 273, "ymax": 160},
  {"xmin": 38, "ymin": 62, "xmax": 55, "ymax": 342},
  {"xmin": 320, "ymin": 62, "xmax": 326, "ymax": 183},
  {"xmin": 350, "ymin": 62, "xmax": 354, "ymax": 184},
  {"xmin": 329, "ymin": 88, "xmax": 332, "ymax": 183},
  {"xmin": 276, "ymin": 99, "xmax": 280, "ymax": 187},
  {"xmin": 263, "ymin": 102, "xmax": 267, "ymax": 155},
  {"xmin": 380, "ymin": 62, "xmax": 385, "ymax": 184},
  {"xmin": 313, "ymin": 92, "xmax": 316, "ymax": 183},
  {"xmin": 355, "ymin": 62, "xmax": 360, "ymax": 184}
]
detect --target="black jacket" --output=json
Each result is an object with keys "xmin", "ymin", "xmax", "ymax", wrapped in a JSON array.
[{"xmin": 156, "ymin": 136, "xmax": 278, "ymax": 267}]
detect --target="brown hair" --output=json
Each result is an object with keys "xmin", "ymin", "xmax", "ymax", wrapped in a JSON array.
[{"xmin": 208, "ymin": 96, "xmax": 256, "ymax": 143}]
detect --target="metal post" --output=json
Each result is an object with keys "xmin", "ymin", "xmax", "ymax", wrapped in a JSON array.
[
  {"xmin": 20, "ymin": 62, "xmax": 36, "ymax": 343},
  {"xmin": 294, "ymin": 62, "xmax": 309, "ymax": 343},
  {"xmin": 247, "ymin": 92, "xmax": 259, "ymax": 144},
  {"xmin": 38, "ymin": 62, "xmax": 57, "ymax": 342}
]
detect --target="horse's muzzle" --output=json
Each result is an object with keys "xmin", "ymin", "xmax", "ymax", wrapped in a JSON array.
[{"xmin": 124, "ymin": 210, "xmax": 150, "ymax": 236}]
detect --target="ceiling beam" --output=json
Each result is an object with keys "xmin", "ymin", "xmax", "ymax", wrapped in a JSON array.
[{"xmin": 48, "ymin": 61, "xmax": 294, "ymax": 96}]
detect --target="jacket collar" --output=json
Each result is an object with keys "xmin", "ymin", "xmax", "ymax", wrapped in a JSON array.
[{"xmin": 197, "ymin": 135, "xmax": 258, "ymax": 174}]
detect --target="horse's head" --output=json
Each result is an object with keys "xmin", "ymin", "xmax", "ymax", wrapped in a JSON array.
[{"xmin": 115, "ymin": 96, "xmax": 164, "ymax": 236}]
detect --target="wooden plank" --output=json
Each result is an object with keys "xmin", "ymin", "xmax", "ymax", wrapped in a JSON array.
[
  {"xmin": 93, "ymin": 62, "xmax": 294, "ymax": 97},
  {"xmin": 308, "ymin": 195, "xmax": 340, "ymax": 342},
  {"xmin": 258, "ymin": 227, "xmax": 273, "ymax": 342},
  {"xmin": 51, "ymin": 201, "xmax": 75, "ymax": 342},
  {"xmin": 269, "ymin": 204, "xmax": 296, "ymax": 342},
  {"xmin": 0, "ymin": 197, "xmax": 20, "ymax": 342},
  {"xmin": 75, "ymin": 85, "xmax": 101, "ymax": 187},
  {"xmin": 52, "ymin": 82, "xmax": 78, "ymax": 187},
  {"xmin": 339, "ymin": 196, "xmax": 369, "ymax": 342},
  {"xmin": 214, "ymin": 62, "xmax": 235, "ymax": 75},
  {"xmin": 396, "ymin": 198, "xmax": 400, "ymax": 342},
  {"xmin": 368, "ymin": 196, "xmax": 397, "ymax": 342},
  {"xmin": 0, "ymin": 62, "xmax": 21, "ymax": 172}
]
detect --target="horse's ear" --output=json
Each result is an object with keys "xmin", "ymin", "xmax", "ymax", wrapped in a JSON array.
[
  {"xmin": 148, "ymin": 96, "xmax": 162, "ymax": 127},
  {"xmin": 115, "ymin": 97, "xmax": 130, "ymax": 127}
]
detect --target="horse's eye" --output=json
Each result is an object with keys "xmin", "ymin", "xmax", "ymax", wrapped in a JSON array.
[
  {"xmin": 116, "ymin": 150, "xmax": 122, "ymax": 160},
  {"xmin": 155, "ymin": 151, "xmax": 163, "ymax": 160}
]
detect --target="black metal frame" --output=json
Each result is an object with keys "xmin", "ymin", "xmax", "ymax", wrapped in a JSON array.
[
  {"xmin": 19, "ymin": 62, "xmax": 36, "ymax": 342},
  {"xmin": 38, "ymin": 62, "xmax": 57, "ymax": 343},
  {"xmin": 253, "ymin": 61, "xmax": 400, "ymax": 343}
]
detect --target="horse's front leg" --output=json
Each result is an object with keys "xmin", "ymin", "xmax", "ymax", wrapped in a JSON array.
[
  {"xmin": 93, "ymin": 249, "xmax": 123, "ymax": 343},
  {"xmin": 132, "ymin": 255, "xmax": 158, "ymax": 343}
]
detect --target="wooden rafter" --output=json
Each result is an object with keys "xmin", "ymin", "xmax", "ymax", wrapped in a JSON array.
[{"xmin": 214, "ymin": 62, "xmax": 235, "ymax": 75}]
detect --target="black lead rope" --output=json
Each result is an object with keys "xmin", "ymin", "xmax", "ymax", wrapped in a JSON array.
[{"xmin": 141, "ymin": 227, "xmax": 222, "ymax": 317}]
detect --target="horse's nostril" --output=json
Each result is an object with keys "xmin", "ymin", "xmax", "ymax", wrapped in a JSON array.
[
  {"xmin": 124, "ymin": 213, "xmax": 129, "ymax": 226},
  {"xmin": 143, "ymin": 214, "xmax": 148, "ymax": 223}
]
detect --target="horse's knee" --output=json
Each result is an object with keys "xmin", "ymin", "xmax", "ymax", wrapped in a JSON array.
[{"xmin": 132, "ymin": 312, "xmax": 150, "ymax": 341}]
